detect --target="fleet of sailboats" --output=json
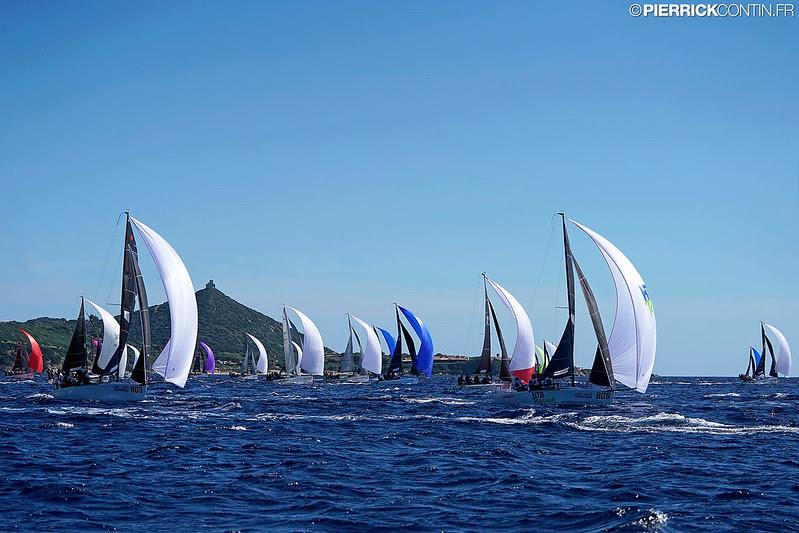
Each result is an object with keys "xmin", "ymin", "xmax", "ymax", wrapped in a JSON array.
[{"xmin": 4, "ymin": 212, "xmax": 792, "ymax": 406}]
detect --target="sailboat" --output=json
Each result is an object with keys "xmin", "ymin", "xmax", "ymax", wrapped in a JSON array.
[
  {"xmin": 336, "ymin": 314, "xmax": 370, "ymax": 383},
  {"xmin": 274, "ymin": 305, "xmax": 323, "ymax": 384},
  {"xmin": 192, "ymin": 341, "xmax": 216, "ymax": 375},
  {"xmin": 234, "ymin": 334, "xmax": 267, "ymax": 379},
  {"xmin": 510, "ymin": 214, "xmax": 656, "ymax": 405},
  {"xmin": 380, "ymin": 304, "xmax": 434, "ymax": 384},
  {"xmin": 53, "ymin": 214, "xmax": 198, "ymax": 401},
  {"xmin": 739, "ymin": 322, "xmax": 791, "ymax": 383},
  {"xmin": 351, "ymin": 315, "xmax": 382, "ymax": 379},
  {"xmin": 5, "ymin": 327, "xmax": 43, "ymax": 379},
  {"xmin": 460, "ymin": 274, "xmax": 512, "ymax": 391}
]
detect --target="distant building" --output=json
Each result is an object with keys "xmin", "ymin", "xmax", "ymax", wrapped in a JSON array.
[{"xmin": 206, "ymin": 280, "xmax": 216, "ymax": 290}]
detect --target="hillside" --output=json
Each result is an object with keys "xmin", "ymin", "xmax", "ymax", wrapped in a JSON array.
[{"xmin": 0, "ymin": 281, "xmax": 331, "ymax": 371}]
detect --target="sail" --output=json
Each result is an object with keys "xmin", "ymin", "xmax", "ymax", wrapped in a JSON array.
[
  {"xmin": 241, "ymin": 342, "xmax": 250, "ymax": 374},
  {"xmin": 386, "ymin": 308, "xmax": 404, "ymax": 374},
  {"xmin": 12, "ymin": 336, "xmax": 26, "ymax": 372},
  {"xmin": 544, "ymin": 215, "xmax": 576, "ymax": 382},
  {"xmin": 477, "ymin": 280, "xmax": 492, "ymax": 376},
  {"xmin": 131, "ymin": 217, "xmax": 198, "ymax": 388},
  {"xmin": 377, "ymin": 327, "xmax": 397, "ymax": 355},
  {"xmin": 102, "ymin": 219, "xmax": 140, "ymax": 377},
  {"xmin": 351, "ymin": 315, "xmax": 381, "ymax": 375},
  {"xmin": 292, "ymin": 341, "xmax": 303, "ymax": 371},
  {"xmin": 754, "ymin": 324, "xmax": 768, "ymax": 377},
  {"xmin": 244, "ymin": 334, "xmax": 267, "ymax": 374},
  {"xmin": 764, "ymin": 323, "xmax": 791, "ymax": 376},
  {"xmin": 62, "ymin": 299, "xmax": 88, "ymax": 372},
  {"xmin": 572, "ymin": 255, "xmax": 614, "ymax": 387},
  {"xmin": 571, "ymin": 220, "xmax": 657, "ymax": 393},
  {"xmin": 340, "ymin": 316, "xmax": 356, "ymax": 373},
  {"xmin": 129, "ymin": 345, "xmax": 141, "ymax": 370},
  {"xmin": 200, "ymin": 341, "xmax": 215, "ymax": 374},
  {"xmin": 398, "ymin": 305, "xmax": 434, "ymax": 378},
  {"xmin": 282, "ymin": 307, "xmax": 294, "ymax": 374},
  {"xmin": 485, "ymin": 277, "xmax": 535, "ymax": 383},
  {"xmin": 130, "ymin": 247, "xmax": 150, "ymax": 385},
  {"xmin": 402, "ymin": 321, "xmax": 419, "ymax": 375},
  {"xmin": 544, "ymin": 340, "xmax": 558, "ymax": 361},
  {"xmin": 85, "ymin": 299, "xmax": 120, "ymax": 371},
  {"xmin": 286, "ymin": 306, "xmax": 325, "ymax": 376},
  {"xmin": 18, "ymin": 328, "xmax": 43, "ymax": 374},
  {"xmin": 489, "ymin": 299, "xmax": 510, "ymax": 381}
]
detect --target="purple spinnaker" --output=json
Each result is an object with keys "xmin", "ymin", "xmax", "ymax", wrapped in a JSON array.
[{"xmin": 200, "ymin": 341, "xmax": 215, "ymax": 374}]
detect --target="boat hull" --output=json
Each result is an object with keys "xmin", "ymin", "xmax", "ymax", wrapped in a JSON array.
[
  {"xmin": 274, "ymin": 375, "xmax": 314, "ymax": 385},
  {"xmin": 52, "ymin": 382, "xmax": 147, "ymax": 402},
  {"xmin": 739, "ymin": 376, "xmax": 778, "ymax": 385},
  {"xmin": 336, "ymin": 374, "xmax": 371, "ymax": 384},
  {"xmin": 495, "ymin": 387, "xmax": 614, "ymax": 406},
  {"xmin": 459, "ymin": 383, "xmax": 509, "ymax": 392},
  {"xmin": 379, "ymin": 376, "xmax": 418, "ymax": 385}
]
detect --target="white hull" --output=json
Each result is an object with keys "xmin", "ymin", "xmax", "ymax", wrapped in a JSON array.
[
  {"xmin": 740, "ymin": 377, "xmax": 778, "ymax": 385},
  {"xmin": 380, "ymin": 376, "xmax": 418, "ymax": 385},
  {"xmin": 336, "ymin": 374, "xmax": 371, "ymax": 384},
  {"xmin": 274, "ymin": 374, "xmax": 314, "ymax": 385},
  {"xmin": 52, "ymin": 382, "xmax": 147, "ymax": 402},
  {"xmin": 459, "ymin": 383, "xmax": 508, "ymax": 393},
  {"xmin": 495, "ymin": 387, "xmax": 615, "ymax": 406}
]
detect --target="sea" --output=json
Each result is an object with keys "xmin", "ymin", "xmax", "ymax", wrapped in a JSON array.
[{"xmin": 1, "ymin": 376, "xmax": 797, "ymax": 532}]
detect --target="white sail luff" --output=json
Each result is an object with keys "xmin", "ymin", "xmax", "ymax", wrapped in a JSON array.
[
  {"xmin": 129, "ymin": 345, "xmax": 141, "ymax": 369},
  {"xmin": 485, "ymin": 277, "xmax": 535, "ymax": 375},
  {"xmin": 544, "ymin": 340, "xmax": 558, "ymax": 358},
  {"xmin": 286, "ymin": 306, "xmax": 325, "ymax": 376},
  {"xmin": 85, "ymin": 299, "xmax": 120, "ymax": 370},
  {"xmin": 571, "ymin": 220, "xmax": 657, "ymax": 393},
  {"xmin": 282, "ymin": 307, "xmax": 293, "ymax": 374},
  {"xmin": 764, "ymin": 323, "xmax": 791, "ymax": 376},
  {"xmin": 118, "ymin": 345, "xmax": 129, "ymax": 379},
  {"xmin": 351, "ymin": 315, "xmax": 381, "ymax": 375},
  {"xmin": 292, "ymin": 341, "xmax": 303, "ymax": 370},
  {"xmin": 247, "ymin": 333, "xmax": 269, "ymax": 374},
  {"xmin": 130, "ymin": 217, "xmax": 198, "ymax": 388}
]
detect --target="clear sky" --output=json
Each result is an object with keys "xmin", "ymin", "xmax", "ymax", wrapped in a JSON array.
[{"xmin": 1, "ymin": 1, "xmax": 796, "ymax": 376}]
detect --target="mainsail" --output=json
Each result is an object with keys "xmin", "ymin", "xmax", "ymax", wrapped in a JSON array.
[
  {"xmin": 476, "ymin": 276, "xmax": 492, "ymax": 377},
  {"xmin": 571, "ymin": 220, "xmax": 657, "ymax": 393},
  {"xmin": 489, "ymin": 299, "xmax": 511, "ymax": 381},
  {"xmin": 386, "ymin": 308, "xmax": 404, "ymax": 375},
  {"xmin": 132, "ymin": 217, "xmax": 198, "ymax": 388},
  {"xmin": 351, "ymin": 315, "xmax": 381, "ymax": 375},
  {"xmin": 376, "ymin": 327, "xmax": 397, "ymax": 355},
  {"xmin": 340, "ymin": 315, "xmax": 356, "ymax": 373},
  {"xmin": 282, "ymin": 307, "xmax": 294, "ymax": 374},
  {"xmin": 764, "ymin": 323, "xmax": 791, "ymax": 376},
  {"xmin": 62, "ymin": 298, "xmax": 88, "ymax": 372},
  {"xmin": 398, "ymin": 305, "xmax": 434, "ymax": 378},
  {"xmin": 485, "ymin": 277, "xmax": 535, "ymax": 383},
  {"xmin": 286, "ymin": 306, "xmax": 325, "ymax": 376},
  {"xmin": 543, "ymin": 215, "xmax": 576, "ymax": 382}
]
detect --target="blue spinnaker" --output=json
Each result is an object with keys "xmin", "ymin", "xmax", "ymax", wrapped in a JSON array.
[
  {"xmin": 751, "ymin": 346, "xmax": 762, "ymax": 368},
  {"xmin": 398, "ymin": 305, "xmax": 434, "ymax": 377},
  {"xmin": 376, "ymin": 327, "xmax": 396, "ymax": 355}
]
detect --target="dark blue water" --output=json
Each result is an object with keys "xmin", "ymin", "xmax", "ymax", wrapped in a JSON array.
[{"xmin": 1, "ymin": 376, "xmax": 798, "ymax": 532}]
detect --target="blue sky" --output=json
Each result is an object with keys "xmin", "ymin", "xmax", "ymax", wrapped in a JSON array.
[{"xmin": 0, "ymin": 1, "xmax": 796, "ymax": 376}]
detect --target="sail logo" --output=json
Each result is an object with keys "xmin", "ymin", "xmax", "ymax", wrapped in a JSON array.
[{"xmin": 640, "ymin": 285, "xmax": 654, "ymax": 315}]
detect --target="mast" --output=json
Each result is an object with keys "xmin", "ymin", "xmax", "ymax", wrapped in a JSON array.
[
  {"xmin": 490, "ymin": 299, "xmax": 511, "ymax": 381},
  {"xmin": 241, "ymin": 335, "xmax": 249, "ymax": 374},
  {"xmin": 340, "ymin": 314, "xmax": 356, "ymax": 373},
  {"xmin": 477, "ymin": 274, "xmax": 492, "ymax": 377},
  {"xmin": 282, "ymin": 306, "xmax": 293, "ymax": 375},
  {"xmin": 754, "ymin": 322, "xmax": 768, "ymax": 378},
  {"xmin": 386, "ymin": 306, "xmax": 404, "ymax": 375}
]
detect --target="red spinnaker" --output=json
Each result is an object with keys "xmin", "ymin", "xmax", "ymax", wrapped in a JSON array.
[
  {"xmin": 18, "ymin": 328, "xmax": 43, "ymax": 373},
  {"xmin": 512, "ymin": 367, "xmax": 534, "ymax": 384}
]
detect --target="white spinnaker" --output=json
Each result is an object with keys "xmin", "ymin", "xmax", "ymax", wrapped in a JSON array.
[
  {"xmin": 485, "ymin": 277, "xmax": 535, "ymax": 374},
  {"xmin": 118, "ymin": 345, "xmax": 129, "ymax": 379},
  {"xmin": 131, "ymin": 217, "xmax": 198, "ymax": 388},
  {"xmin": 286, "ymin": 306, "xmax": 325, "ymax": 376},
  {"xmin": 129, "ymin": 345, "xmax": 141, "ymax": 369},
  {"xmin": 764, "ymin": 323, "xmax": 791, "ymax": 376},
  {"xmin": 571, "ymin": 220, "xmax": 657, "ymax": 393},
  {"xmin": 544, "ymin": 340, "xmax": 558, "ymax": 358},
  {"xmin": 351, "ymin": 315, "xmax": 381, "ymax": 375},
  {"xmin": 292, "ymin": 341, "xmax": 303, "ymax": 370},
  {"xmin": 85, "ymin": 299, "xmax": 120, "ymax": 370},
  {"xmin": 247, "ymin": 333, "xmax": 269, "ymax": 374}
]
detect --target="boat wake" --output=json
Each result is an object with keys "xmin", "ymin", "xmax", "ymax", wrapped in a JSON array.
[{"xmin": 570, "ymin": 411, "xmax": 799, "ymax": 435}]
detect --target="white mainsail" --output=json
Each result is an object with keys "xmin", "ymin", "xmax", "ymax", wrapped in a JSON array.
[
  {"xmin": 286, "ymin": 306, "xmax": 325, "ymax": 376},
  {"xmin": 131, "ymin": 217, "xmax": 198, "ymax": 388},
  {"xmin": 571, "ymin": 220, "xmax": 657, "ymax": 393},
  {"xmin": 764, "ymin": 323, "xmax": 791, "ymax": 376},
  {"xmin": 85, "ymin": 299, "xmax": 120, "ymax": 370},
  {"xmin": 247, "ymin": 333, "xmax": 269, "ymax": 374},
  {"xmin": 485, "ymin": 277, "xmax": 535, "ymax": 378},
  {"xmin": 351, "ymin": 315, "xmax": 381, "ymax": 375},
  {"xmin": 129, "ymin": 345, "xmax": 141, "ymax": 369},
  {"xmin": 282, "ymin": 306, "xmax": 294, "ymax": 374}
]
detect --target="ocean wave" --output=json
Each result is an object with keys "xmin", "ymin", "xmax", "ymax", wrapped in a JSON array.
[{"xmin": 572, "ymin": 411, "xmax": 799, "ymax": 435}]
